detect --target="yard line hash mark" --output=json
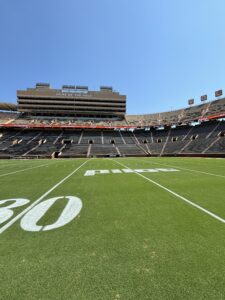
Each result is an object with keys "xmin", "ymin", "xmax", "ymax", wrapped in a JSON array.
[
  {"xmin": 113, "ymin": 159, "xmax": 225, "ymax": 224},
  {"xmin": 0, "ymin": 160, "xmax": 88, "ymax": 234}
]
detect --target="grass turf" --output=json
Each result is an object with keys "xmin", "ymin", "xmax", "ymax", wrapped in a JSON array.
[{"xmin": 0, "ymin": 157, "xmax": 225, "ymax": 299}]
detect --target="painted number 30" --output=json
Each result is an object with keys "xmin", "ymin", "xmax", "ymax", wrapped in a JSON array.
[{"xmin": 0, "ymin": 196, "xmax": 82, "ymax": 232}]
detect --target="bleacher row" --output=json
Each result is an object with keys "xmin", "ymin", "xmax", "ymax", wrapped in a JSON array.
[{"xmin": 0, "ymin": 120, "xmax": 224, "ymax": 158}]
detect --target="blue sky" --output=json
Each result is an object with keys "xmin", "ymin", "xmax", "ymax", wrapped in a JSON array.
[{"xmin": 1, "ymin": 0, "xmax": 225, "ymax": 114}]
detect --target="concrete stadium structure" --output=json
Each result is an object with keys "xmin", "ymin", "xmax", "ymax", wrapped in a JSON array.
[{"xmin": 0, "ymin": 84, "xmax": 225, "ymax": 158}]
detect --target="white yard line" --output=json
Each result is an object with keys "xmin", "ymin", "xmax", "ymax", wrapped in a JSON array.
[
  {"xmin": 113, "ymin": 159, "xmax": 225, "ymax": 224},
  {"xmin": 138, "ymin": 158, "xmax": 225, "ymax": 179},
  {"xmin": 0, "ymin": 162, "xmax": 56, "ymax": 178},
  {"xmin": 0, "ymin": 162, "xmax": 30, "ymax": 170},
  {"xmin": 0, "ymin": 160, "xmax": 40, "ymax": 170},
  {"xmin": 0, "ymin": 160, "xmax": 88, "ymax": 234}
]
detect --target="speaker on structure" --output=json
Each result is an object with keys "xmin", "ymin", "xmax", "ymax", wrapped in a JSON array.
[
  {"xmin": 215, "ymin": 89, "xmax": 223, "ymax": 97},
  {"xmin": 188, "ymin": 99, "xmax": 194, "ymax": 105},
  {"xmin": 200, "ymin": 95, "xmax": 207, "ymax": 102}
]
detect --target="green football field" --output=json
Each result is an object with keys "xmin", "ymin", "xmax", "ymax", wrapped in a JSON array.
[{"xmin": 0, "ymin": 157, "xmax": 225, "ymax": 299}]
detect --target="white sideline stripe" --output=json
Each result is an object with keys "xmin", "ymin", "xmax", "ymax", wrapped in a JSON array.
[
  {"xmin": 113, "ymin": 159, "xmax": 225, "ymax": 224},
  {"xmin": 138, "ymin": 159, "xmax": 225, "ymax": 179},
  {"xmin": 0, "ymin": 160, "xmax": 88, "ymax": 234},
  {"xmin": 0, "ymin": 162, "xmax": 55, "ymax": 178}
]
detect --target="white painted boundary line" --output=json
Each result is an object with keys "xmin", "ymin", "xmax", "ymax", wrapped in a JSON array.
[
  {"xmin": 0, "ymin": 162, "xmax": 56, "ymax": 178},
  {"xmin": 113, "ymin": 159, "xmax": 225, "ymax": 224},
  {"xmin": 0, "ymin": 162, "xmax": 30, "ymax": 170},
  {"xmin": 137, "ymin": 158, "xmax": 225, "ymax": 179},
  {"xmin": 0, "ymin": 160, "xmax": 88, "ymax": 234},
  {"xmin": 0, "ymin": 160, "xmax": 43, "ymax": 171}
]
